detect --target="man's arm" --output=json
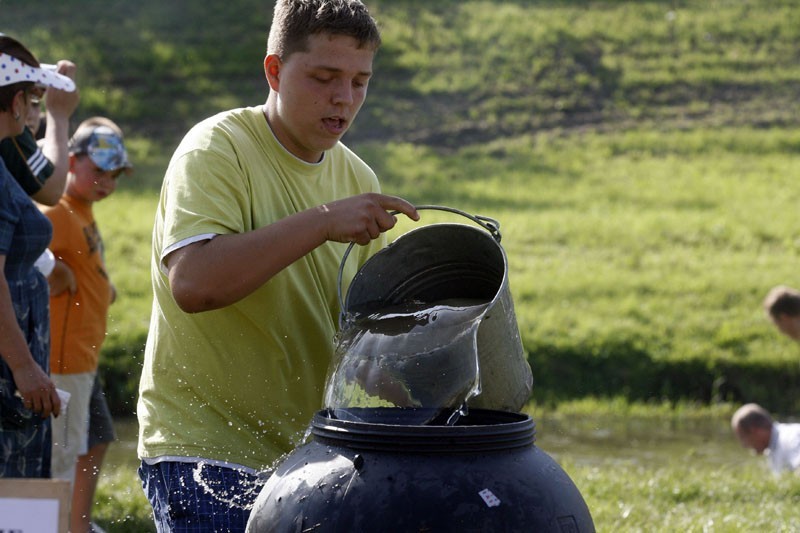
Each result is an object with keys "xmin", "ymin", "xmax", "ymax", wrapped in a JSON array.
[{"xmin": 167, "ymin": 193, "xmax": 418, "ymax": 313}]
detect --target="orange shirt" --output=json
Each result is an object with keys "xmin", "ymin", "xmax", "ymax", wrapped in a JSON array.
[{"xmin": 44, "ymin": 195, "xmax": 111, "ymax": 374}]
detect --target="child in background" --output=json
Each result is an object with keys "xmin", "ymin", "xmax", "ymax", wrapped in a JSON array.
[
  {"xmin": 43, "ymin": 116, "xmax": 132, "ymax": 533},
  {"xmin": 731, "ymin": 403, "xmax": 800, "ymax": 475}
]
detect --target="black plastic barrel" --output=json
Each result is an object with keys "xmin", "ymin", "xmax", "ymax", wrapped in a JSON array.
[{"xmin": 246, "ymin": 408, "xmax": 595, "ymax": 532}]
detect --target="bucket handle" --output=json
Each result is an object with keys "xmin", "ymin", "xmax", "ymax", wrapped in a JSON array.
[{"xmin": 336, "ymin": 205, "xmax": 501, "ymax": 327}]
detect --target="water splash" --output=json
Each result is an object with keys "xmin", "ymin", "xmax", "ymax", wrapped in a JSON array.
[
  {"xmin": 191, "ymin": 462, "xmax": 266, "ymax": 511},
  {"xmin": 324, "ymin": 298, "xmax": 488, "ymax": 425},
  {"xmin": 180, "ymin": 423, "xmax": 315, "ymax": 512}
]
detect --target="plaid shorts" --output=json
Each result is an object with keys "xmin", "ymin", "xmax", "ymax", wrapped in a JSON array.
[{"xmin": 138, "ymin": 460, "xmax": 266, "ymax": 533}]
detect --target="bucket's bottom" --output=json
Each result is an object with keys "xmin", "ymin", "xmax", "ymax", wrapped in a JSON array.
[
  {"xmin": 325, "ymin": 406, "xmax": 466, "ymax": 426},
  {"xmin": 324, "ymin": 406, "xmax": 534, "ymax": 426}
]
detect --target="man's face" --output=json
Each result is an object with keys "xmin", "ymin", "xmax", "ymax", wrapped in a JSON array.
[
  {"xmin": 736, "ymin": 426, "xmax": 770, "ymax": 455},
  {"xmin": 265, "ymin": 32, "xmax": 375, "ymax": 163},
  {"xmin": 773, "ymin": 314, "xmax": 800, "ymax": 341}
]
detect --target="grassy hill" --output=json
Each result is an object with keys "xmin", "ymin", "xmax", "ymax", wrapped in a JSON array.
[
  {"xmin": 12, "ymin": 1, "xmax": 800, "ymax": 162},
  {"xmin": 5, "ymin": 0, "xmax": 800, "ymax": 415}
]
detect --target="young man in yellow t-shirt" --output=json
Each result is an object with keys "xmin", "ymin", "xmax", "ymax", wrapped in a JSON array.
[{"xmin": 136, "ymin": 1, "xmax": 419, "ymax": 530}]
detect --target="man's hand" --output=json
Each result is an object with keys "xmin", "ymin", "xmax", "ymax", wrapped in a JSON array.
[{"xmin": 318, "ymin": 193, "xmax": 419, "ymax": 246}]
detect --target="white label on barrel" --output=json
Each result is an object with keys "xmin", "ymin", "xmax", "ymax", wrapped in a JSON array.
[{"xmin": 478, "ymin": 488, "xmax": 501, "ymax": 507}]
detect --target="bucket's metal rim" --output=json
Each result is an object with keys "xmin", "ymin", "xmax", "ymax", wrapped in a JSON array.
[{"xmin": 336, "ymin": 205, "xmax": 502, "ymax": 327}]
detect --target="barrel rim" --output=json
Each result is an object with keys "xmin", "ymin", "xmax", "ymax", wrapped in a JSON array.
[{"xmin": 311, "ymin": 408, "xmax": 536, "ymax": 453}]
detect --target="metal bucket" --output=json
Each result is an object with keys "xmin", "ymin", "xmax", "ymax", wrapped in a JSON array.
[{"xmin": 336, "ymin": 206, "xmax": 533, "ymax": 412}]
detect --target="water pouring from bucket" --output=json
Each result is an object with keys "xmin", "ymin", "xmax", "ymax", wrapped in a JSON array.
[
  {"xmin": 325, "ymin": 298, "xmax": 488, "ymax": 424},
  {"xmin": 324, "ymin": 206, "xmax": 533, "ymax": 426}
]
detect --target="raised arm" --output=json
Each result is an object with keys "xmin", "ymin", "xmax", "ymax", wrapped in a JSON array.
[
  {"xmin": 32, "ymin": 60, "xmax": 79, "ymax": 206},
  {"xmin": 166, "ymin": 193, "xmax": 418, "ymax": 313}
]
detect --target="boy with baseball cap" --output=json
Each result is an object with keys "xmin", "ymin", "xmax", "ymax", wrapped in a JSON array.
[{"xmin": 42, "ymin": 116, "xmax": 131, "ymax": 532}]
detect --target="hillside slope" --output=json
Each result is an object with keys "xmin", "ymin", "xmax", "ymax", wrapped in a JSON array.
[{"xmin": 7, "ymin": 1, "xmax": 799, "ymax": 156}]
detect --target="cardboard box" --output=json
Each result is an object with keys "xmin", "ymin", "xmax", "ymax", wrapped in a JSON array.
[{"xmin": 0, "ymin": 478, "xmax": 70, "ymax": 533}]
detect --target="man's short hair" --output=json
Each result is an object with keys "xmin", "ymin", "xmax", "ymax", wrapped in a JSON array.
[
  {"xmin": 731, "ymin": 403, "xmax": 773, "ymax": 432},
  {"xmin": 267, "ymin": 0, "xmax": 381, "ymax": 60},
  {"xmin": 763, "ymin": 285, "xmax": 800, "ymax": 319}
]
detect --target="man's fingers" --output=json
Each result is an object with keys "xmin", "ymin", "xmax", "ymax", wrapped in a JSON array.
[{"xmin": 378, "ymin": 195, "xmax": 419, "ymax": 221}]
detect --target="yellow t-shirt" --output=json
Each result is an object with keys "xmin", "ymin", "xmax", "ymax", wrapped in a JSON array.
[{"xmin": 137, "ymin": 106, "xmax": 384, "ymax": 470}]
